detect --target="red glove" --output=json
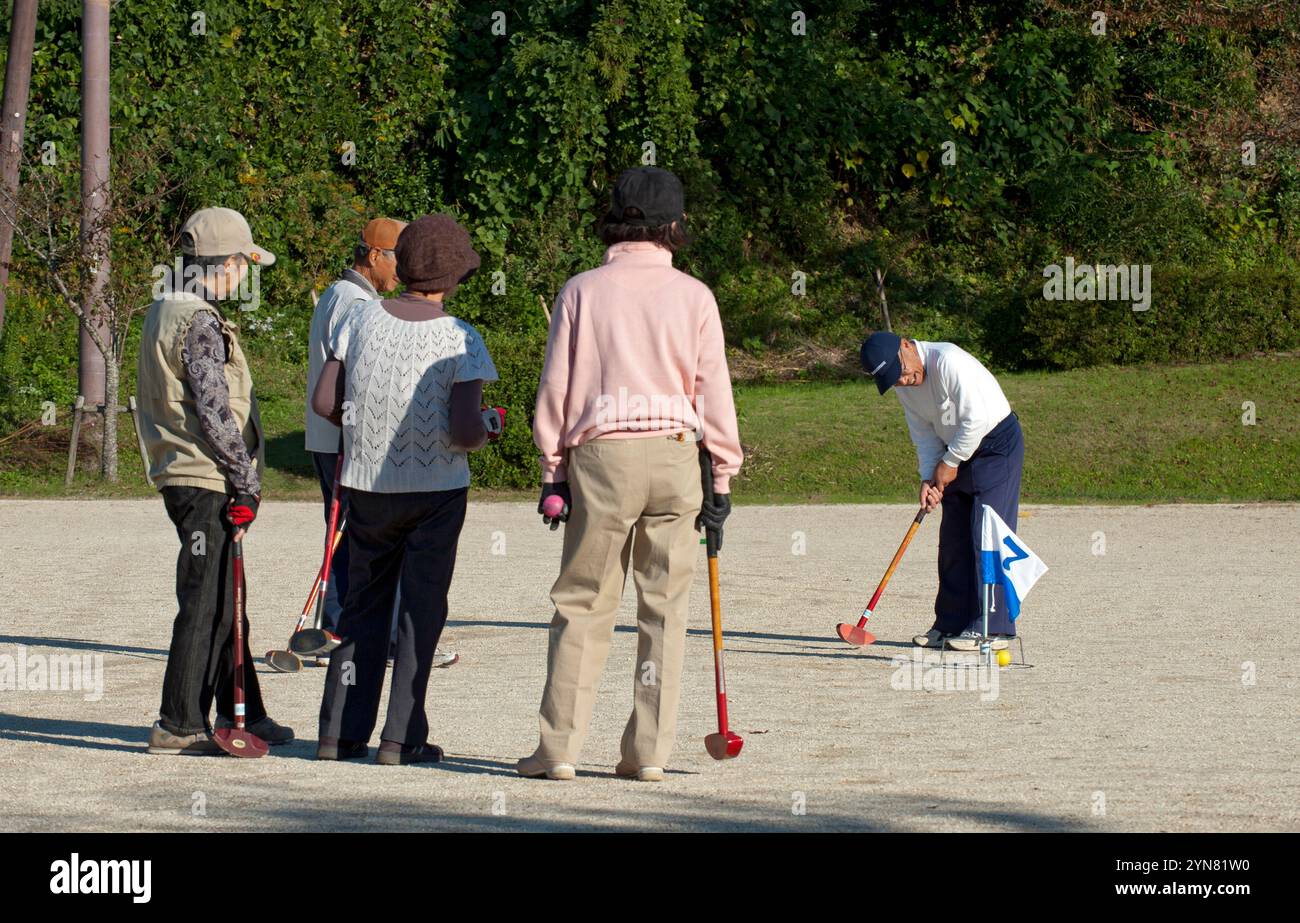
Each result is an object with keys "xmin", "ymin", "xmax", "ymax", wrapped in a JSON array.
[
  {"xmin": 227, "ymin": 493, "xmax": 260, "ymax": 529},
  {"xmin": 482, "ymin": 406, "xmax": 506, "ymax": 440}
]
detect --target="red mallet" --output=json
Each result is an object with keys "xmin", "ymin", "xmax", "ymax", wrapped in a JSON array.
[
  {"xmin": 699, "ymin": 447, "xmax": 743, "ymax": 760},
  {"xmin": 290, "ymin": 452, "xmax": 345, "ymax": 658},
  {"xmin": 835, "ymin": 507, "xmax": 928, "ymax": 646},
  {"xmin": 212, "ymin": 535, "xmax": 268, "ymax": 759}
]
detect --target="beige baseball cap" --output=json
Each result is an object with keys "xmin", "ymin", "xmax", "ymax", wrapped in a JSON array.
[{"xmin": 180, "ymin": 207, "xmax": 276, "ymax": 266}]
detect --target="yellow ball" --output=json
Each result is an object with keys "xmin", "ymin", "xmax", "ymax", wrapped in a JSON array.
[{"xmin": 996, "ymin": 649, "xmax": 1012, "ymax": 667}]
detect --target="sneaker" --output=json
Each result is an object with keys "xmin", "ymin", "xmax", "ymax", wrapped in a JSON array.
[
  {"xmin": 912, "ymin": 628, "xmax": 947, "ymax": 648},
  {"xmin": 615, "ymin": 760, "xmax": 664, "ymax": 782},
  {"xmin": 515, "ymin": 753, "xmax": 576, "ymax": 780},
  {"xmin": 387, "ymin": 646, "xmax": 460, "ymax": 668},
  {"xmin": 316, "ymin": 737, "xmax": 369, "ymax": 761},
  {"xmin": 433, "ymin": 648, "xmax": 460, "ymax": 668},
  {"xmin": 945, "ymin": 631, "xmax": 1010, "ymax": 652},
  {"xmin": 146, "ymin": 721, "xmax": 222, "ymax": 756},
  {"xmin": 376, "ymin": 741, "xmax": 444, "ymax": 766}
]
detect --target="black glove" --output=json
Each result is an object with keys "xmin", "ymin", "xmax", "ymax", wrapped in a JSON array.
[
  {"xmin": 226, "ymin": 493, "xmax": 260, "ymax": 530},
  {"xmin": 538, "ymin": 481, "xmax": 571, "ymax": 530},
  {"xmin": 696, "ymin": 492, "xmax": 731, "ymax": 548}
]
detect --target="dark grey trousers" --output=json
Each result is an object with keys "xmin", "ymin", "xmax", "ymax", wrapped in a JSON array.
[
  {"xmin": 317, "ymin": 486, "xmax": 467, "ymax": 747},
  {"xmin": 159, "ymin": 486, "xmax": 267, "ymax": 735}
]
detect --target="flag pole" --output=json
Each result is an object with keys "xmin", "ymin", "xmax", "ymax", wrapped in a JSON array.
[
  {"xmin": 981, "ymin": 573, "xmax": 992, "ymax": 669},
  {"xmin": 979, "ymin": 504, "xmax": 992, "ymax": 668}
]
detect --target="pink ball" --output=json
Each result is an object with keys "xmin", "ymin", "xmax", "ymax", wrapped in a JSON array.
[{"xmin": 542, "ymin": 494, "xmax": 566, "ymax": 518}]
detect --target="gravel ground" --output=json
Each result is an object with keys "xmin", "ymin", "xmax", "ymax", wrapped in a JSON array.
[{"xmin": 1, "ymin": 499, "xmax": 1296, "ymax": 832}]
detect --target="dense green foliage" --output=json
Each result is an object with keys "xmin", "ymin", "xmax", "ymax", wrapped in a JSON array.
[{"xmin": 2, "ymin": 0, "xmax": 1298, "ymax": 488}]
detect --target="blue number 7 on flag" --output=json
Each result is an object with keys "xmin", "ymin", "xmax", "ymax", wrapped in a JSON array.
[{"xmin": 1001, "ymin": 536, "xmax": 1028, "ymax": 572}]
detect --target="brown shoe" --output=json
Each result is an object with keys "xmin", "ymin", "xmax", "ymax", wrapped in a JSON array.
[
  {"xmin": 146, "ymin": 721, "xmax": 221, "ymax": 756},
  {"xmin": 376, "ymin": 741, "xmax": 444, "ymax": 766},
  {"xmin": 317, "ymin": 737, "xmax": 368, "ymax": 761}
]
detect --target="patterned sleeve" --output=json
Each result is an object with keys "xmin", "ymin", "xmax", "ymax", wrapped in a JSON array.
[
  {"xmin": 182, "ymin": 311, "xmax": 261, "ymax": 495},
  {"xmin": 455, "ymin": 323, "xmax": 499, "ymax": 383}
]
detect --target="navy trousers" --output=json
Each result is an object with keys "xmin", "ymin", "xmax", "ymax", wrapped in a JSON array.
[
  {"xmin": 311, "ymin": 451, "xmax": 349, "ymax": 634},
  {"xmin": 318, "ymin": 487, "xmax": 467, "ymax": 747},
  {"xmin": 933, "ymin": 413, "xmax": 1025, "ymax": 637}
]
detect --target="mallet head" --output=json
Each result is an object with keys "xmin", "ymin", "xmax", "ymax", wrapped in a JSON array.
[
  {"xmin": 836, "ymin": 623, "xmax": 877, "ymax": 647},
  {"xmin": 213, "ymin": 727, "xmax": 269, "ymax": 759},
  {"xmin": 705, "ymin": 731, "xmax": 744, "ymax": 760},
  {"xmin": 264, "ymin": 649, "xmax": 303, "ymax": 673}
]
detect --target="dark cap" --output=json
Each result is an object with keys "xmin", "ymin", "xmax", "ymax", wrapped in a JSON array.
[
  {"xmin": 395, "ymin": 214, "xmax": 480, "ymax": 294},
  {"xmin": 860, "ymin": 331, "xmax": 903, "ymax": 395},
  {"xmin": 605, "ymin": 166, "xmax": 684, "ymax": 227}
]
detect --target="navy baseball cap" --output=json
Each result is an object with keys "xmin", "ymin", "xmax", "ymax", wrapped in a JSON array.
[
  {"xmin": 860, "ymin": 331, "xmax": 903, "ymax": 394},
  {"xmin": 606, "ymin": 167, "xmax": 685, "ymax": 227}
]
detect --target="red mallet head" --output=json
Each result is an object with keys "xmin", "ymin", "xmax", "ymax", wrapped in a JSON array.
[
  {"xmin": 836, "ymin": 623, "xmax": 877, "ymax": 646},
  {"xmin": 705, "ymin": 730, "xmax": 744, "ymax": 760},
  {"xmin": 213, "ymin": 724, "xmax": 269, "ymax": 759}
]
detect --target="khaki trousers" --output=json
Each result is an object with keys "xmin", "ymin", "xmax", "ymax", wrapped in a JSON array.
[{"xmin": 536, "ymin": 434, "xmax": 703, "ymax": 768}]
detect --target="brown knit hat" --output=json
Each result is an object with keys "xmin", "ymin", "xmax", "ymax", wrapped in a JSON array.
[{"xmin": 395, "ymin": 214, "xmax": 480, "ymax": 294}]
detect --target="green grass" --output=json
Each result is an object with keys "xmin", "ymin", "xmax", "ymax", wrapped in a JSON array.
[
  {"xmin": 731, "ymin": 355, "xmax": 1300, "ymax": 503},
  {"xmin": 3, "ymin": 354, "xmax": 1296, "ymax": 504}
]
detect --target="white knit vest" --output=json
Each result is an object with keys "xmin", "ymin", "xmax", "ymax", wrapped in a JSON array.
[{"xmin": 332, "ymin": 302, "xmax": 498, "ymax": 493}]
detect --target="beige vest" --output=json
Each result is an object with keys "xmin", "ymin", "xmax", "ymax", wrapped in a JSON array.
[{"xmin": 136, "ymin": 291, "xmax": 264, "ymax": 492}]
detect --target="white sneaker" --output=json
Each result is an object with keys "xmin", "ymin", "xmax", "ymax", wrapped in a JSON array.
[
  {"xmin": 945, "ymin": 631, "xmax": 1010, "ymax": 652},
  {"xmin": 516, "ymin": 754, "xmax": 576, "ymax": 780},
  {"xmin": 615, "ymin": 761, "xmax": 664, "ymax": 782},
  {"xmin": 432, "ymin": 648, "xmax": 460, "ymax": 668}
]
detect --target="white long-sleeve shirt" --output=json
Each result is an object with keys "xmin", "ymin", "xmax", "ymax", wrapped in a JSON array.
[
  {"xmin": 894, "ymin": 340, "xmax": 1012, "ymax": 480},
  {"xmin": 305, "ymin": 270, "xmax": 378, "ymax": 452}
]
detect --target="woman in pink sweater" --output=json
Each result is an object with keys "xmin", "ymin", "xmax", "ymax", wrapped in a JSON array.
[{"xmin": 518, "ymin": 167, "xmax": 744, "ymax": 782}]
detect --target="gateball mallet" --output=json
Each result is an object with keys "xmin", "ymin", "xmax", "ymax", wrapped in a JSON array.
[
  {"xmin": 289, "ymin": 453, "xmax": 346, "ymax": 657},
  {"xmin": 835, "ymin": 507, "xmax": 928, "ymax": 647},
  {"xmin": 699, "ymin": 447, "xmax": 743, "ymax": 760},
  {"xmin": 212, "ymin": 534, "xmax": 268, "ymax": 759},
  {"xmin": 264, "ymin": 523, "xmax": 345, "ymax": 673}
]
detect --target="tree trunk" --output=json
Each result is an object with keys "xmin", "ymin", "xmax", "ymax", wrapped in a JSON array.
[
  {"xmin": 0, "ymin": 0, "xmax": 40, "ymax": 343},
  {"xmin": 102, "ymin": 354, "xmax": 118, "ymax": 481},
  {"xmin": 79, "ymin": 0, "xmax": 111, "ymax": 408},
  {"xmin": 875, "ymin": 268, "xmax": 892, "ymax": 333}
]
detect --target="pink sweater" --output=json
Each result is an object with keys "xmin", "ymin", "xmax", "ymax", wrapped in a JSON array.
[{"xmin": 534, "ymin": 242, "xmax": 744, "ymax": 493}]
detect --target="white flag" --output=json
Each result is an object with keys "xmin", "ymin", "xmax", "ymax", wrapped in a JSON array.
[{"xmin": 979, "ymin": 505, "xmax": 1047, "ymax": 621}]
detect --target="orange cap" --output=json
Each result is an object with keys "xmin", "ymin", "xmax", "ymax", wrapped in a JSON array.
[{"xmin": 360, "ymin": 217, "xmax": 406, "ymax": 251}]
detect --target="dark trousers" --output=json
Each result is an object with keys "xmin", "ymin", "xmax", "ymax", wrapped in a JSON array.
[
  {"xmin": 318, "ymin": 486, "xmax": 467, "ymax": 747},
  {"xmin": 159, "ymin": 486, "xmax": 267, "ymax": 735},
  {"xmin": 310, "ymin": 451, "xmax": 349, "ymax": 634},
  {"xmin": 934, "ymin": 413, "xmax": 1025, "ymax": 637}
]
